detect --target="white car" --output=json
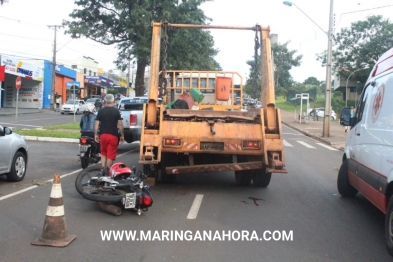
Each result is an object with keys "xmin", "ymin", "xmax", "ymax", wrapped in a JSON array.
[
  {"xmin": 316, "ymin": 108, "xmax": 337, "ymax": 120},
  {"xmin": 309, "ymin": 107, "xmax": 337, "ymax": 120},
  {"xmin": 61, "ymin": 99, "xmax": 87, "ymax": 114},
  {"xmin": 0, "ymin": 124, "xmax": 28, "ymax": 182}
]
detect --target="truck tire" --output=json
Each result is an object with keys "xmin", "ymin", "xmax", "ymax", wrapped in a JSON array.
[
  {"xmin": 337, "ymin": 160, "xmax": 358, "ymax": 197},
  {"xmin": 385, "ymin": 196, "xmax": 393, "ymax": 256},
  {"xmin": 161, "ymin": 153, "xmax": 176, "ymax": 183},
  {"xmin": 252, "ymin": 168, "xmax": 272, "ymax": 187},
  {"xmin": 235, "ymin": 170, "xmax": 252, "ymax": 186}
]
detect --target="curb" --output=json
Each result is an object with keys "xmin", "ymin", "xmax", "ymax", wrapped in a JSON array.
[
  {"xmin": 0, "ymin": 111, "xmax": 46, "ymax": 117},
  {"xmin": 282, "ymin": 121, "xmax": 344, "ymax": 151},
  {"xmin": 23, "ymin": 136, "xmax": 79, "ymax": 143}
]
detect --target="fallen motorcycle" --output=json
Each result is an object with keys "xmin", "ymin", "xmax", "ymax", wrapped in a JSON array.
[
  {"xmin": 75, "ymin": 162, "xmax": 153, "ymax": 215},
  {"xmin": 78, "ymin": 136, "xmax": 100, "ymax": 169}
]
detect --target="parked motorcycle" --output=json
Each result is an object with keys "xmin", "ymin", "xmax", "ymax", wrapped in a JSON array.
[
  {"xmin": 75, "ymin": 162, "xmax": 153, "ymax": 215},
  {"xmin": 78, "ymin": 136, "xmax": 100, "ymax": 169}
]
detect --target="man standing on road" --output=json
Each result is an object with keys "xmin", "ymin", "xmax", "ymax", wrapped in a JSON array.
[{"xmin": 94, "ymin": 94, "xmax": 124, "ymax": 169}]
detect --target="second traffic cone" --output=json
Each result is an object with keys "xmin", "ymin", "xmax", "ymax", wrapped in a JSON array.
[{"xmin": 31, "ymin": 174, "xmax": 76, "ymax": 247}]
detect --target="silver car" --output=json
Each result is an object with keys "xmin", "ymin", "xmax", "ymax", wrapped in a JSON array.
[{"xmin": 0, "ymin": 125, "xmax": 28, "ymax": 182}]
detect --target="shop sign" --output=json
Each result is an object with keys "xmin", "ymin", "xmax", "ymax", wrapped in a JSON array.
[{"xmin": 0, "ymin": 55, "xmax": 44, "ymax": 81}]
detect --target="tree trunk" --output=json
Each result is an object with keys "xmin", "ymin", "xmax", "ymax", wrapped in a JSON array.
[{"xmin": 135, "ymin": 57, "xmax": 147, "ymax": 96}]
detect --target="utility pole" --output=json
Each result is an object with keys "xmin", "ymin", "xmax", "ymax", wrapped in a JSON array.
[
  {"xmin": 127, "ymin": 59, "xmax": 131, "ymax": 97},
  {"xmin": 322, "ymin": 0, "xmax": 334, "ymax": 137},
  {"xmin": 48, "ymin": 25, "xmax": 63, "ymax": 111}
]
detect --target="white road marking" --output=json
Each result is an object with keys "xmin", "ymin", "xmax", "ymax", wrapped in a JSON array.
[
  {"xmin": 187, "ymin": 194, "xmax": 204, "ymax": 219},
  {"xmin": 0, "ymin": 150, "xmax": 133, "ymax": 202},
  {"xmin": 283, "ymin": 140, "xmax": 293, "ymax": 147},
  {"xmin": 316, "ymin": 143, "xmax": 338, "ymax": 151},
  {"xmin": 297, "ymin": 141, "xmax": 315, "ymax": 148},
  {"xmin": 282, "ymin": 132, "xmax": 303, "ymax": 136}
]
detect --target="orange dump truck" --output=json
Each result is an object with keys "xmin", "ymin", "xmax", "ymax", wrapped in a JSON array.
[{"xmin": 139, "ymin": 22, "xmax": 287, "ymax": 186}]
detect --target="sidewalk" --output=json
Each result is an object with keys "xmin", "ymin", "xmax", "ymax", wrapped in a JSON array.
[
  {"xmin": 280, "ymin": 109, "xmax": 347, "ymax": 150},
  {"xmin": 0, "ymin": 107, "xmax": 348, "ymax": 149}
]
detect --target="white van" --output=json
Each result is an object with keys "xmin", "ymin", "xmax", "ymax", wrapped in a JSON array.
[{"xmin": 337, "ymin": 47, "xmax": 393, "ymax": 255}]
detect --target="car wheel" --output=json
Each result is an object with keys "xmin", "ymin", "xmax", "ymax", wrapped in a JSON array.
[
  {"xmin": 7, "ymin": 151, "xmax": 27, "ymax": 182},
  {"xmin": 385, "ymin": 196, "xmax": 393, "ymax": 256},
  {"xmin": 61, "ymin": 112, "xmax": 64, "ymax": 115},
  {"xmin": 337, "ymin": 160, "xmax": 358, "ymax": 197}
]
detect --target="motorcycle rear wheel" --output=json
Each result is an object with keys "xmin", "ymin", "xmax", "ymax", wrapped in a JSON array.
[
  {"xmin": 75, "ymin": 165, "xmax": 109, "ymax": 196},
  {"xmin": 81, "ymin": 153, "xmax": 89, "ymax": 169}
]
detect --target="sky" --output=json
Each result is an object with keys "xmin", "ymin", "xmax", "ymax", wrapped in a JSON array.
[{"xmin": 1, "ymin": 0, "xmax": 392, "ymax": 82}]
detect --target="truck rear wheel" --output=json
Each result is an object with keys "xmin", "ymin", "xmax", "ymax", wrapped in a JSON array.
[
  {"xmin": 160, "ymin": 153, "xmax": 176, "ymax": 183},
  {"xmin": 235, "ymin": 170, "xmax": 252, "ymax": 186},
  {"xmin": 252, "ymin": 168, "xmax": 272, "ymax": 187}
]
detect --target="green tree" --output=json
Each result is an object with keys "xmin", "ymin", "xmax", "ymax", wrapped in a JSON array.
[
  {"xmin": 244, "ymin": 41, "xmax": 302, "ymax": 98},
  {"xmin": 63, "ymin": 0, "xmax": 220, "ymax": 96},
  {"xmin": 318, "ymin": 15, "xmax": 393, "ymax": 84},
  {"xmin": 272, "ymin": 42, "xmax": 302, "ymax": 89},
  {"xmin": 303, "ymin": 77, "xmax": 320, "ymax": 86}
]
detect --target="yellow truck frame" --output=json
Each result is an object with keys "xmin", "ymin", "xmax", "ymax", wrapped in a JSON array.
[{"xmin": 139, "ymin": 22, "xmax": 287, "ymax": 186}]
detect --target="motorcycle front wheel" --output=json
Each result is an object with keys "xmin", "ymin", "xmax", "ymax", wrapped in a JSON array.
[{"xmin": 75, "ymin": 165, "xmax": 108, "ymax": 195}]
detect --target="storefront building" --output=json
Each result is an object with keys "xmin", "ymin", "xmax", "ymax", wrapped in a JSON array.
[
  {"xmin": 84, "ymin": 76, "xmax": 114, "ymax": 98},
  {"xmin": 0, "ymin": 55, "xmax": 44, "ymax": 108},
  {"xmin": 43, "ymin": 61, "xmax": 77, "ymax": 108}
]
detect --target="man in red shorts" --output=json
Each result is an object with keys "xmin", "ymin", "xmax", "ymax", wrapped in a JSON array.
[{"xmin": 94, "ymin": 94, "xmax": 124, "ymax": 169}]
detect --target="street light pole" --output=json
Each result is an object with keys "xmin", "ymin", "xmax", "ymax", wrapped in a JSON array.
[
  {"xmin": 345, "ymin": 68, "xmax": 367, "ymax": 107},
  {"xmin": 283, "ymin": 0, "xmax": 334, "ymax": 137}
]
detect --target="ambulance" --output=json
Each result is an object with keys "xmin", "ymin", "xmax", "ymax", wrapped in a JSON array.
[{"xmin": 338, "ymin": 47, "xmax": 393, "ymax": 255}]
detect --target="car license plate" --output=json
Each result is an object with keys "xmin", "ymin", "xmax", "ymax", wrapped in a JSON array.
[
  {"xmin": 124, "ymin": 193, "xmax": 136, "ymax": 209},
  {"xmin": 200, "ymin": 142, "xmax": 224, "ymax": 150},
  {"xmin": 80, "ymin": 145, "xmax": 89, "ymax": 152}
]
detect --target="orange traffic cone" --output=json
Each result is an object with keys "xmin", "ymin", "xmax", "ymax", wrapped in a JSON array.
[{"xmin": 31, "ymin": 174, "xmax": 76, "ymax": 247}]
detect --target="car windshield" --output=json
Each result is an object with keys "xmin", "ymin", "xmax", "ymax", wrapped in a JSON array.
[
  {"xmin": 65, "ymin": 100, "xmax": 78, "ymax": 104},
  {"xmin": 86, "ymin": 99, "xmax": 97, "ymax": 103}
]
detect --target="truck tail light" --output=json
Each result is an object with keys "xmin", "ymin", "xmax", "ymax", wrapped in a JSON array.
[
  {"xmin": 242, "ymin": 140, "xmax": 260, "ymax": 149},
  {"xmin": 130, "ymin": 114, "xmax": 137, "ymax": 126},
  {"xmin": 164, "ymin": 138, "xmax": 181, "ymax": 146}
]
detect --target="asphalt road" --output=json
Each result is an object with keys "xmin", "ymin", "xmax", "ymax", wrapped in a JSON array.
[
  {"xmin": 0, "ymin": 111, "xmax": 83, "ymax": 129},
  {"xmin": 0, "ymin": 117, "xmax": 391, "ymax": 261}
]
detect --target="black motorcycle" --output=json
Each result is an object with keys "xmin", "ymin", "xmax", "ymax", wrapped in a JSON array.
[
  {"xmin": 78, "ymin": 136, "xmax": 100, "ymax": 169},
  {"xmin": 75, "ymin": 164, "xmax": 153, "ymax": 216}
]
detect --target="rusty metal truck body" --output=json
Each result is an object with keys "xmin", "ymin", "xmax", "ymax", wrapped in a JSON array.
[{"xmin": 139, "ymin": 22, "xmax": 287, "ymax": 186}]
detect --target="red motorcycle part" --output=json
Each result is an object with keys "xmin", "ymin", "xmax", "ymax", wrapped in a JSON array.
[{"xmin": 80, "ymin": 137, "xmax": 88, "ymax": 145}]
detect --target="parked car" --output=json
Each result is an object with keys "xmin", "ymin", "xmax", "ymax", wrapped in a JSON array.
[
  {"xmin": 0, "ymin": 124, "xmax": 28, "ymax": 182},
  {"xmin": 255, "ymin": 101, "xmax": 262, "ymax": 108},
  {"xmin": 316, "ymin": 108, "xmax": 337, "ymax": 120},
  {"xmin": 83, "ymin": 95, "xmax": 102, "ymax": 101},
  {"xmin": 118, "ymin": 97, "xmax": 162, "ymax": 143},
  {"xmin": 60, "ymin": 99, "xmax": 87, "ymax": 114},
  {"xmin": 85, "ymin": 98, "xmax": 103, "ymax": 110}
]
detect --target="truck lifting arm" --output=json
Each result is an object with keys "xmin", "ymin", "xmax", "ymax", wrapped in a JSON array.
[{"xmin": 146, "ymin": 22, "xmax": 277, "ymax": 133}]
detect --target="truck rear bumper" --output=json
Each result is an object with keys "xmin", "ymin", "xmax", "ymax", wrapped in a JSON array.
[{"xmin": 163, "ymin": 161, "xmax": 286, "ymax": 174}]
